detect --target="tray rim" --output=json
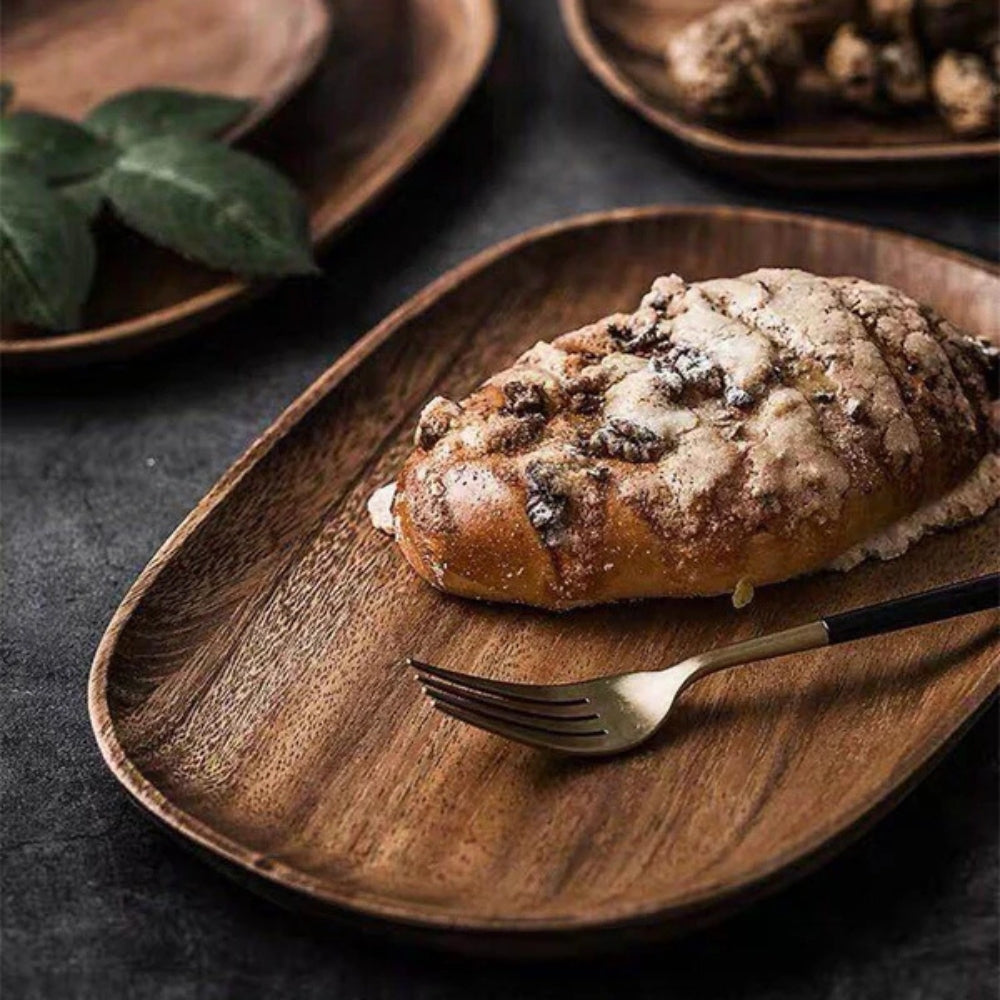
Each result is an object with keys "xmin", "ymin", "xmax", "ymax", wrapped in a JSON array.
[
  {"xmin": 88, "ymin": 205, "xmax": 1000, "ymax": 941},
  {"xmin": 1, "ymin": 0, "xmax": 498, "ymax": 367},
  {"xmin": 559, "ymin": 0, "xmax": 1000, "ymax": 166},
  {"xmin": 1, "ymin": 0, "xmax": 333, "ymax": 144}
]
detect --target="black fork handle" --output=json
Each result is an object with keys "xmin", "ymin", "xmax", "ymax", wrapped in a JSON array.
[{"xmin": 823, "ymin": 574, "xmax": 999, "ymax": 645}]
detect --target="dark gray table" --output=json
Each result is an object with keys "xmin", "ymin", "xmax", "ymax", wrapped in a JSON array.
[{"xmin": 3, "ymin": 3, "xmax": 997, "ymax": 997}]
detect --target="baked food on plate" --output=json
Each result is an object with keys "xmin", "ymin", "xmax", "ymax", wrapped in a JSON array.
[{"xmin": 370, "ymin": 268, "xmax": 998, "ymax": 610}]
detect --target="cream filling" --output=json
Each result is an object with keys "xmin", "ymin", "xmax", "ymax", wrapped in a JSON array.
[
  {"xmin": 368, "ymin": 482, "xmax": 397, "ymax": 536},
  {"xmin": 829, "ymin": 452, "xmax": 1000, "ymax": 572}
]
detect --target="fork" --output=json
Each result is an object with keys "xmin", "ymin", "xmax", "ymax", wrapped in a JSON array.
[{"xmin": 410, "ymin": 574, "xmax": 998, "ymax": 756}]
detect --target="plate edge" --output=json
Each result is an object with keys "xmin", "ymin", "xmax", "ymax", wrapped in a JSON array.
[{"xmin": 88, "ymin": 203, "xmax": 1000, "ymax": 938}]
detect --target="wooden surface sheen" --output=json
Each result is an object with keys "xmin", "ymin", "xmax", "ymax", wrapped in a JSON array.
[
  {"xmin": 0, "ymin": 0, "xmax": 497, "ymax": 367},
  {"xmin": 89, "ymin": 208, "xmax": 1000, "ymax": 950},
  {"xmin": 1, "ymin": 0, "xmax": 331, "ymax": 141},
  {"xmin": 559, "ymin": 0, "xmax": 1000, "ymax": 188}
]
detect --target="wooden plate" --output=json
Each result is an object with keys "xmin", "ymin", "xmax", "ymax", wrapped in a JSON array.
[
  {"xmin": 89, "ymin": 207, "xmax": 999, "ymax": 954},
  {"xmin": 1, "ymin": 0, "xmax": 497, "ymax": 369},
  {"xmin": 1, "ymin": 0, "xmax": 332, "ymax": 142},
  {"xmin": 560, "ymin": 0, "xmax": 1000, "ymax": 188}
]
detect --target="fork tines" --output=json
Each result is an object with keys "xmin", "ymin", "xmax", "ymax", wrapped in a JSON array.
[{"xmin": 408, "ymin": 658, "xmax": 609, "ymax": 748}]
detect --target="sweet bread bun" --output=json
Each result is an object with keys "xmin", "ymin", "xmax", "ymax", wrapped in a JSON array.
[{"xmin": 374, "ymin": 269, "xmax": 998, "ymax": 610}]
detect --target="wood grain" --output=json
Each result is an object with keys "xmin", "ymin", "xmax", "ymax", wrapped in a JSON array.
[
  {"xmin": 1, "ymin": 0, "xmax": 331, "ymax": 142},
  {"xmin": 1, "ymin": 0, "xmax": 497, "ymax": 369},
  {"xmin": 559, "ymin": 0, "xmax": 1000, "ymax": 189},
  {"xmin": 89, "ymin": 207, "xmax": 1000, "ymax": 953}
]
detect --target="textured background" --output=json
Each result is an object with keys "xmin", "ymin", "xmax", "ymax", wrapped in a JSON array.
[{"xmin": 2, "ymin": 3, "xmax": 998, "ymax": 997}]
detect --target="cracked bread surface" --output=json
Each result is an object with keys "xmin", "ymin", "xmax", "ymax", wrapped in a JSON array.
[{"xmin": 382, "ymin": 268, "xmax": 998, "ymax": 609}]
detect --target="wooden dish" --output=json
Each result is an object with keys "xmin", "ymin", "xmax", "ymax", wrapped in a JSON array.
[
  {"xmin": 560, "ymin": 0, "xmax": 1000, "ymax": 189},
  {"xmin": 1, "ymin": 0, "xmax": 332, "ymax": 142},
  {"xmin": 1, "ymin": 0, "xmax": 497, "ymax": 370},
  {"xmin": 89, "ymin": 207, "xmax": 999, "ymax": 954}
]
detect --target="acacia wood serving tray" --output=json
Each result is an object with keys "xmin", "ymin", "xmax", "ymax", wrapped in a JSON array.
[
  {"xmin": 1, "ymin": 0, "xmax": 332, "ymax": 142},
  {"xmin": 1, "ymin": 0, "xmax": 496, "ymax": 369},
  {"xmin": 90, "ymin": 207, "xmax": 999, "ymax": 954},
  {"xmin": 560, "ymin": 0, "xmax": 1000, "ymax": 189}
]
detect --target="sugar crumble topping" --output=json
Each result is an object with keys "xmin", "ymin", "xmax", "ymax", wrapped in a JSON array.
[
  {"xmin": 829, "ymin": 452, "xmax": 1000, "ymax": 571},
  {"xmin": 383, "ymin": 269, "xmax": 997, "ymax": 591}
]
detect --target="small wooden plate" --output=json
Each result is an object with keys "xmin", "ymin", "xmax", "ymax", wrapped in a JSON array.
[
  {"xmin": 90, "ymin": 207, "xmax": 999, "ymax": 954},
  {"xmin": 560, "ymin": 0, "xmax": 1000, "ymax": 188},
  {"xmin": 1, "ymin": 0, "xmax": 497, "ymax": 369},
  {"xmin": 1, "ymin": 0, "xmax": 332, "ymax": 142}
]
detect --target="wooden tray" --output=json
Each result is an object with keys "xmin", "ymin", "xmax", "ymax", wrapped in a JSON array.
[
  {"xmin": 1, "ymin": 0, "xmax": 332, "ymax": 142},
  {"xmin": 89, "ymin": 207, "xmax": 999, "ymax": 954},
  {"xmin": 560, "ymin": 0, "xmax": 1000, "ymax": 189},
  {"xmin": 1, "ymin": 0, "xmax": 497, "ymax": 369}
]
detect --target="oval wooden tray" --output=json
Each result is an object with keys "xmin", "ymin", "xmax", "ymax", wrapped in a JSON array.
[
  {"xmin": 560, "ymin": 0, "xmax": 1000, "ymax": 189},
  {"xmin": 2, "ymin": 0, "xmax": 497, "ymax": 369},
  {"xmin": 2, "ymin": 0, "xmax": 331, "ymax": 142},
  {"xmin": 89, "ymin": 207, "xmax": 999, "ymax": 954}
]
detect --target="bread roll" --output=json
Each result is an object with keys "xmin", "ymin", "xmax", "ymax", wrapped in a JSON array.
[
  {"xmin": 931, "ymin": 51, "xmax": 999, "ymax": 137},
  {"xmin": 375, "ymin": 269, "xmax": 998, "ymax": 610},
  {"xmin": 663, "ymin": 2, "xmax": 804, "ymax": 120}
]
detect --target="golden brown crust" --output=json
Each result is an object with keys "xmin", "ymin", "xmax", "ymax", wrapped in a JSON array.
[{"xmin": 385, "ymin": 269, "xmax": 997, "ymax": 610}]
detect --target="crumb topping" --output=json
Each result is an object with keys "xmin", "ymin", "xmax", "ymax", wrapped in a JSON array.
[
  {"xmin": 829, "ymin": 451, "xmax": 1000, "ymax": 570},
  {"xmin": 402, "ymin": 269, "xmax": 997, "ymax": 581},
  {"xmin": 413, "ymin": 396, "xmax": 462, "ymax": 450}
]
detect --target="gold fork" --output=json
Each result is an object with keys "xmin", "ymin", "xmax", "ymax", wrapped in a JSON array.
[{"xmin": 411, "ymin": 574, "xmax": 998, "ymax": 756}]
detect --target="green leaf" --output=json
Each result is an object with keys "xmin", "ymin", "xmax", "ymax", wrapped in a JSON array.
[
  {"xmin": 57, "ymin": 176, "xmax": 104, "ymax": 222},
  {"xmin": 0, "ymin": 81, "xmax": 13, "ymax": 114},
  {"xmin": 102, "ymin": 136, "xmax": 316, "ymax": 276},
  {"xmin": 86, "ymin": 87, "xmax": 253, "ymax": 146},
  {"xmin": 0, "ymin": 171, "xmax": 96, "ymax": 330},
  {"xmin": 0, "ymin": 153, "xmax": 36, "ymax": 181},
  {"xmin": 0, "ymin": 111, "xmax": 116, "ymax": 181}
]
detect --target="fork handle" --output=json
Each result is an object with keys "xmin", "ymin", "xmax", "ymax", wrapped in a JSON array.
[
  {"xmin": 822, "ymin": 574, "xmax": 998, "ymax": 644},
  {"xmin": 687, "ymin": 574, "xmax": 998, "ymax": 682}
]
